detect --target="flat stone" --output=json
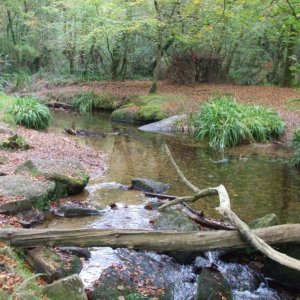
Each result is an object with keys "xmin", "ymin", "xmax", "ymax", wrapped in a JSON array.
[
  {"xmin": 131, "ymin": 178, "xmax": 170, "ymax": 194},
  {"xmin": 15, "ymin": 159, "xmax": 89, "ymax": 195},
  {"xmin": 57, "ymin": 204, "xmax": 102, "ymax": 217},
  {"xmin": 0, "ymin": 175, "xmax": 55, "ymax": 213},
  {"xmin": 138, "ymin": 114, "xmax": 187, "ymax": 133},
  {"xmin": 43, "ymin": 274, "xmax": 87, "ymax": 300}
]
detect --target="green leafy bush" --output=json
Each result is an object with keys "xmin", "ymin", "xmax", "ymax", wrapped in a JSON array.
[
  {"xmin": 73, "ymin": 91, "xmax": 120, "ymax": 113},
  {"xmin": 190, "ymin": 96, "xmax": 285, "ymax": 150},
  {"xmin": 8, "ymin": 97, "xmax": 52, "ymax": 130},
  {"xmin": 291, "ymin": 129, "xmax": 300, "ymax": 167}
]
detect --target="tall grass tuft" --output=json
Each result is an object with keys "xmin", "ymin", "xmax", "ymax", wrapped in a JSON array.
[
  {"xmin": 73, "ymin": 91, "xmax": 118, "ymax": 114},
  {"xmin": 190, "ymin": 96, "xmax": 285, "ymax": 150},
  {"xmin": 291, "ymin": 129, "xmax": 300, "ymax": 167},
  {"xmin": 7, "ymin": 97, "xmax": 52, "ymax": 130}
]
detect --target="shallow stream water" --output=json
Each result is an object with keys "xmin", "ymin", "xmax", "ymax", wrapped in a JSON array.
[{"xmin": 45, "ymin": 110, "xmax": 300, "ymax": 299}]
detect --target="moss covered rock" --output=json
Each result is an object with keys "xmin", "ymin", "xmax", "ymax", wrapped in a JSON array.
[
  {"xmin": 0, "ymin": 134, "xmax": 30, "ymax": 150},
  {"xmin": 43, "ymin": 274, "xmax": 87, "ymax": 300},
  {"xmin": 248, "ymin": 213, "xmax": 279, "ymax": 229},
  {"xmin": 15, "ymin": 159, "xmax": 89, "ymax": 196},
  {"xmin": 0, "ymin": 175, "xmax": 56, "ymax": 213},
  {"xmin": 111, "ymin": 94, "xmax": 185, "ymax": 124},
  {"xmin": 132, "ymin": 178, "xmax": 170, "ymax": 194},
  {"xmin": 26, "ymin": 247, "xmax": 83, "ymax": 283}
]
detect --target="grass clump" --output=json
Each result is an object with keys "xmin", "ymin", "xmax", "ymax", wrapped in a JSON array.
[
  {"xmin": 191, "ymin": 96, "xmax": 284, "ymax": 150},
  {"xmin": 73, "ymin": 91, "xmax": 121, "ymax": 113},
  {"xmin": 291, "ymin": 129, "xmax": 300, "ymax": 167},
  {"xmin": 7, "ymin": 97, "xmax": 52, "ymax": 130}
]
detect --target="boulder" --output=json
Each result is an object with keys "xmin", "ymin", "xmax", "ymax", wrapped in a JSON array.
[
  {"xmin": 43, "ymin": 274, "xmax": 87, "ymax": 300},
  {"xmin": 131, "ymin": 178, "xmax": 170, "ymax": 194},
  {"xmin": 154, "ymin": 209, "xmax": 199, "ymax": 263},
  {"xmin": 26, "ymin": 247, "xmax": 82, "ymax": 283},
  {"xmin": 15, "ymin": 159, "xmax": 89, "ymax": 196},
  {"xmin": 0, "ymin": 175, "xmax": 56, "ymax": 213},
  {"xmin": 91, "ymin": 250, "xmax": 173, "ymax": 300},
  {"xmin": 196, "ymin": 268, "xmax": 233, "ymax": 300},
  {"xmin": 57, "ymin": 204, "xmax": 102, "ymax": 217},
  {"xmin": 248, "ymin": 213, "xmax": 279, "ymax": 229},
  {"xmin": 138, "ymin": 114, "xmax": 187, "ymax": 133}
]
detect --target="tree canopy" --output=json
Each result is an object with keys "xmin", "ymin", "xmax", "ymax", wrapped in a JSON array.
[{"xmin": 0, "ymin": 0, "xmax": 299, "ymax": 90}]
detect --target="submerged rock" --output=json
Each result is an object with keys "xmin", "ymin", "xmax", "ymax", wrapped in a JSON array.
[
  {"xmin": 131, "ymin": 178, "xmax": 170, "ymax": 194},
  {"xmin": 248, "ymin": 213, "xmax": 279, "ymax": 229},
  {"xmin": 154, "ymin": 209, "xmax": 199, "ymax": 263},
  {"xmin": 26, "ymin": 247, "xmax": 82, "ymax": 283},
  {"xmin": 15, "ymin": 159, "xmax": 89, "ymax": 196},
  {"xmin": 196, "ymin": 268, "xmax": 233, "ymax": 300},
  {"xmin": 43, "ymin": 274, "xmax": 87, "ymax": 300},
  {"xmin": 0, "ymin": 175, "xmax": 56, "ymax": 213},
  {"xmin": 57, "ymin": 204, "xmax": 102, "ymax": 217}
]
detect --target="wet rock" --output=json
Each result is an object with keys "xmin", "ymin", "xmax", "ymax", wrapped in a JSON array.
[
  {"xmin": 91, "ymin": 250, "xmax": 173, "ymax": 300},
  {"xmin": 43, "ymin": 274, "xmax": 87, "ymax": 300},
  {"xmin": 132, "ymin": 178, "xmax": 170, "ymax": 194},
  {"xmin": 264, "ymin": 243, "xmax": 300, "ymax": 290},
  {"xmin": 248, "ymin": 213, "xmax": 280, "ymax": 229},
  {"xmin": 15, "ymin": 159, "xmax": 89, "ymax": 196},
  {"xmin": 138, "ymin": 114, "xmax": 187, "ymax": 133},
  {"xmin": 221, "ymin": 263, "xmax": 261, "ymax": 291},
  {"xmin": 16, "ymin": 209, "xmax": 45, "ymax": 228},
  {"xmin": 58, "ymin": 247, "xmax": 91, "ymax": 260},
  {"xmin": 0, "ymin": 134, "xmax": 30, "ymax": 150},
  {"xmin": 57, "ymin": 204, "xmax": 102, "ymax": 217},
  {"xmin": 0, "ymin": 175, "xmax": 56, "ymax": 213},
  {"xmin": 154, "ymin": 209, "xmax": 199, "ymax": 263},
  {"xmin": 196, "ymin": 268, "xmax": 233, "ymax": 300},
  {"xmin": 26, "ymin": 247, "xmax": 83, "ymax": 283}
]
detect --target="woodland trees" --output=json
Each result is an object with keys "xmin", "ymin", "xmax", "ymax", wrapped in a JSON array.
[{"xmin": 0, "ymin": 0, "xmax": 299, "ymax": 90}]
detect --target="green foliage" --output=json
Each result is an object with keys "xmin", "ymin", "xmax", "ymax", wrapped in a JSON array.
[
  {"xmin": 191, "ymin": 96, "xmax": 285, "ymax": 150},
  {"xmin": 7, "ymin": 97, "xmax": 52, "ymax": 130},
  {"xmin": 73, "ymin": 91, "xmax": 120, "ymax": 114},
  {"xmin": 291, "ymin": 129, "xmax": 300, "ymax": 167}
]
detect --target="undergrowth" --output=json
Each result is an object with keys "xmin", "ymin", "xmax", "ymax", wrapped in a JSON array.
[
  {"xmin": 190, "ymin": 96, "xmax": 285, "ymax": 150},
  {"xmin": 291, "ymin": 129, "xmax": 300, "ymax": 167},
  {"xmin": 7, "ymin": 97, "xmax": 52, "ymax": 130},
  {"xmin": 72, "ymin": 91, "xmax": 120, "ymax": 113}
]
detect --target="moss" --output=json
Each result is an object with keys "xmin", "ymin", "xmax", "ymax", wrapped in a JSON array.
[
  {"xmin": 0, "ymin": 134, "xmax": 30, "ymax": 150},
  {"xmin": 111, "ymin": 93, "xmax": 185, "ymax": 124},
  {"xmin": 0, "ymin": 156, "xmax": 8, "ymax": 164}
]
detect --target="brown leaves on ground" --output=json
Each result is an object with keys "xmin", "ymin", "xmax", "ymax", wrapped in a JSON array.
[
  {"xmin": 0, "ymin": 126, "xmax": 107, "ymax": 177},
  {"xmin": 0, "ymin": 271, "xmax": 23, "ymax": 293},
  {"xmin": 0, "ymin": 214, "xmax": 22, "ymax": 228}
]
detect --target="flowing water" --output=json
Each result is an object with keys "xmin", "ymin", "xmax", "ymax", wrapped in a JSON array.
[{"xmin": 45, "ymin": 110, "xmax": 300, "ymax": 299}]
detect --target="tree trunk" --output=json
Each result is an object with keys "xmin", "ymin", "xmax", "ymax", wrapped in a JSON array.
[
  {"xmin": 149, "ymin": 31, "xmax": 162, "ymax": 94},
  {"xmin": 0, "ymin": 225, "xmax": 299, "ymax": 251}
]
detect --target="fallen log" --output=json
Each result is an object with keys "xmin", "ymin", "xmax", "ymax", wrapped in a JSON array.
[{"xmin": 0, "ymin": 225, "xmax": 299, "ymax": 251}]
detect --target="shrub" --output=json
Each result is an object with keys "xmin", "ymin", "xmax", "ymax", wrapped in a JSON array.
[
  {"xmin": 7, "ymin": 97, "xmax": 52, "ymax": 130},
  {"xmin": 191, "ymin": 96, "xmax": 285, "ymax": 150},
  {"xmin": 73, "ymin": 91, "xmax": 119, "ymax": 113},
  {"xmin": 291, "ymin": 129, "xmax": 300, "ymax": 167}
]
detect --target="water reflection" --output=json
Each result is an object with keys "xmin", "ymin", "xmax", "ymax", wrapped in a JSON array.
[{"xmin": 50, "ymin": 110, "xmax": 300, "ymax": 224}]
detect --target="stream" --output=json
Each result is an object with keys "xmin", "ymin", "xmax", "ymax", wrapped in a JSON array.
[{"xmin": 44, "ymin": 110, "xmax": 300, "ymax": 299}]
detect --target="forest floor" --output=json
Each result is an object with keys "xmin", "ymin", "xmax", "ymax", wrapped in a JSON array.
[{"xmin": 32, "ymin": 80, "xmax": 300, "ymax": 144}]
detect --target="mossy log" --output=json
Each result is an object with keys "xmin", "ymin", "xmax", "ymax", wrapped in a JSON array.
[{"xmin": 0, "ymin": 225, "xmax": 299, "ymax": 251}]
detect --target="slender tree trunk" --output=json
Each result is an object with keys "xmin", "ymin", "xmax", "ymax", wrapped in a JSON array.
[
  {"xmin": 149, "ymin": 31, "xmax": 162, "ymax": 94},
  {"xmin": 281, "ymin": 26, "xmax": 296, "ymax": 87},
  {"xmin": 7, "ymin": 10, "xmax": 16, "ymax": 45}
]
